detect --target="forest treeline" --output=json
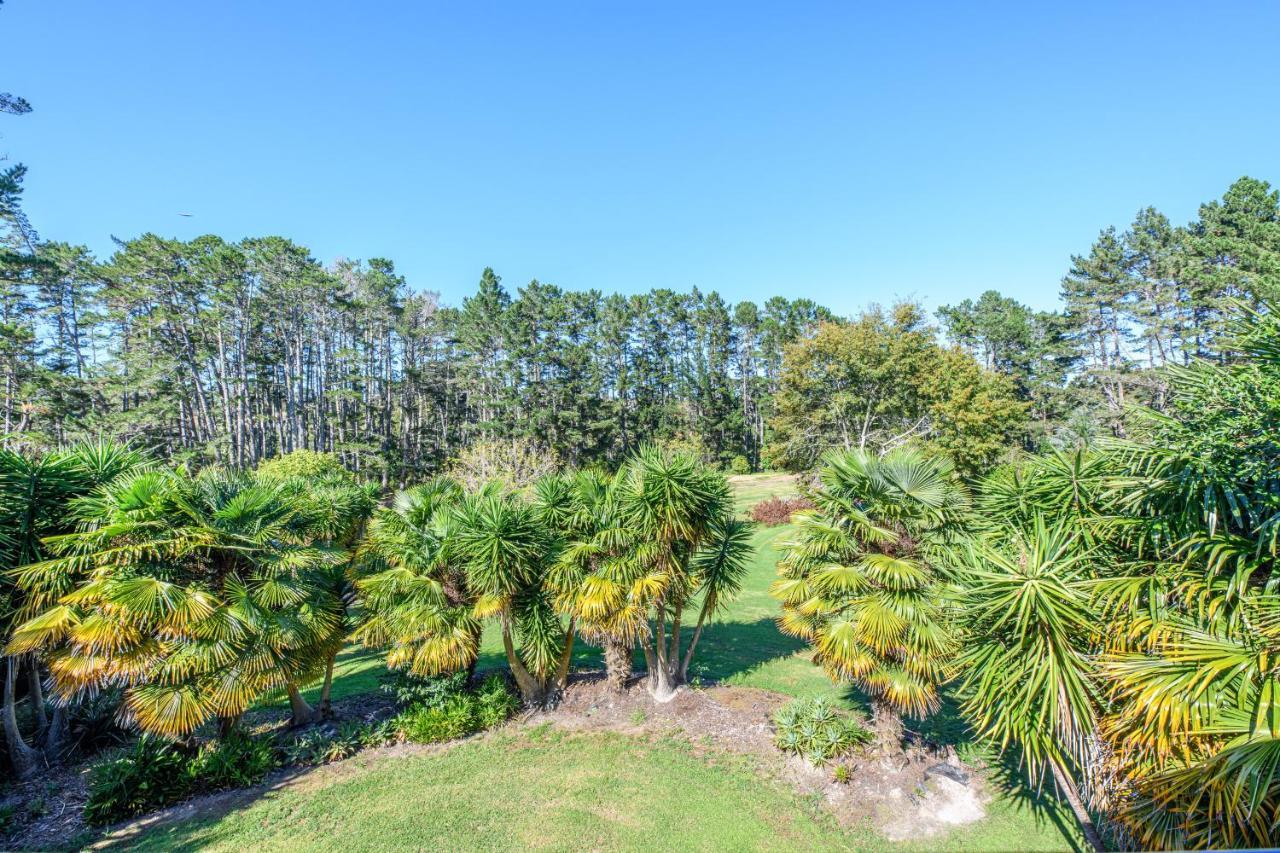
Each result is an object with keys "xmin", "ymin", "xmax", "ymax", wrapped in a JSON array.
[{"xmin": 4, "ymin": 161, "xmax": 1280, "ymax": 479}]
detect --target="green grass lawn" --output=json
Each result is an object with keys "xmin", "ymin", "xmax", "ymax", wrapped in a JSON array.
[
  {"xmin": 119, "ymin": 727, "xmax": 1075, "ymax": 853},
  {"xmin": 127, "ymin": 473, "xmax": 1081, "ymax": 852}
]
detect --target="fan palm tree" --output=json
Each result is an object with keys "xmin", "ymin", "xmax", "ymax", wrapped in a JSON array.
[
  {"xmin": 772, "ymin": 447, "xmax": 968, "ymax": 739},
  {"xmin": 354, "ymin": 477, "xmax": 483, "ymax": 681},
  {"xmin": 535, "ymin": 470, "xmax": 648, "ymax": 692},
  {"xmin": 1, "ymin": 441, "xmax": 145, "ymax": 778},
  {"xmin": 259, "ymin": 457, "xmax": 378, "ymax": 722},
  {"xmin": 357, "ymin": 479, "xmax": 573, "ymax": 707},
  {"xmin": 1098, "ymin": 587, "xmax": 1280, "ymax": 850},
  {"xmin": 8, "ymin": 468, "xmax": 343, "ymax": 739}
]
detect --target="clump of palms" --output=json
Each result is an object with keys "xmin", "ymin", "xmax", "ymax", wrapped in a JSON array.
[
  {"xmin": 7, "ymin": 467, "xmax": 352, "ymax": 740},
  {"xmin": 534, "ymin": 469, "xmax": 648, "ymax": 693},
  {"xmin": 617, "ymin": 446, "xmax": 752, "ymax": 701},
  {"xmin": 772, "ymin": 447, "xmax": 968, "ymax": 739},
  {"xmin": 1, "ymin": 440, "xmax": 147, "ymax": 778},
  {"xmin": 357, "ymin": 478, "xmax": 573, "ymax": 707}
]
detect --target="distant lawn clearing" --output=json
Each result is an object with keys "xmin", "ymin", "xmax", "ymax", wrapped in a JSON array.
[{"xmin": 728, "ymin": 471, "xmax": 799, "ymax": 514}]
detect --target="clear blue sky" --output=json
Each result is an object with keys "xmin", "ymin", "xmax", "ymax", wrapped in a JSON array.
[{"xmin": 4, "ymin": 1, "xmax": 1279, "ymax": 316}]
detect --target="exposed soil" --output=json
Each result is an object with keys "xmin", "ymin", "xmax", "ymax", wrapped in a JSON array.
[
  {"xmin": 7, "ymin": 674, "xmax": 988, "ymax": 850},
  {"xmin": 536, "ymin": 673, "xmax": 987, "ymax": 839}
]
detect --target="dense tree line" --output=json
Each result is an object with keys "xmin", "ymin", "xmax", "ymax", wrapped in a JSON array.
[
  {"xmin": 0, "ymin": 206, "xmax": 831, "ymax": 478},
  {"xmin": 938, "ymin": 176, "xmax": 1280, "ymax": 443}
]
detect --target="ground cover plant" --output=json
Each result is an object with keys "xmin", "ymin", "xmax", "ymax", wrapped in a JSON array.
[{"xmin": 772, "ymin": 696, "xmax": 872, "ymax": 765}]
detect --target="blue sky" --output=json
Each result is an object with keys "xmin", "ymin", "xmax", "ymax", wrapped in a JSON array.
[{"xmin": 4, "ymin": 1, "xmax": 1279, "ymax": 316}]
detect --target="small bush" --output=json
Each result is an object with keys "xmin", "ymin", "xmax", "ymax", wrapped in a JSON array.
[
  {"xmin": 84, "ymin": 736, "xmax": 195, "ymax": 826},
  {"xmin": 189, "ymin": 732, "xmax": 279, "ymax": 790},
  {"xmin": 750, "ymin": 496, "xmax": 815, "ymax": 526},
  {"xmin": 773, "ymin": 697, "xmax": 871, "ymax": 766},
  {"xmin": 394, "ymin": 673, "xmax": 518, "ymax": 744},
  {"xmin": 380, "ymin": 669, "xmax": 469, "ymax": 708},
  {"xmin": 255, "ymin": 450, "xmax": 352, "ymax": 482},
  {"xmin": 395, "ymin": 696, "xmax": 477, "ymax": 743},
  {"xmin": 728, "ymin": 455, "xmax": 751, "ymax": 475}
]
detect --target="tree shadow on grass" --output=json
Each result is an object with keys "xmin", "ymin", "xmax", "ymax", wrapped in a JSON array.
[{"xmin": 474, "ymin": 616, "xmax": 808, "ymax": 687}]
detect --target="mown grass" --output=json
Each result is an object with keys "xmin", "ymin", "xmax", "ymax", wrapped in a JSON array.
[{"xmin": 127, "ymin": 473, "xmax": 1080, "ymax": 852}]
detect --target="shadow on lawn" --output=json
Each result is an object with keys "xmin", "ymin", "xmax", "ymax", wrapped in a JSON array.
[{"xmin": 471, "ymin": 616, "xmax": 808, "ymax": 687}]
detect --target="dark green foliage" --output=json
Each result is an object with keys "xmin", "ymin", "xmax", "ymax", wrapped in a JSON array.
[
  {"xmin": 393, "ymin": 674, "xmax": 519, "ymax": 744},
  {"xmin": 772, "ymin": 697, "xmax": 871, "ymax": 766},
  {"xmin": 84, "ymin": 737, "xmax": 195, "ymax": 826},
  {"xmin": 379, "ymin": 669, "xmax": 469, "ymax": 708},
  {"xmin": 188, "ymin": 732, "xmax": 280, "ymax": 791},
  {"xmin": 283, "ymin": 721, "xmax": 385, "ymax": 766}
]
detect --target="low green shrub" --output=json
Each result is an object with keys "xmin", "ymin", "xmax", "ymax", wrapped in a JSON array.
[
  {"xmin": 189, "ymin": 732, "xmax": 280, "ymax": 789},
  {"xmin": 729, "ymin": 455, "xmax": 751, "ymax": 475},
  {"xmin": 394, "ymin": 673, "xmax": 518, "ymax": 744},
  {"xmin": 772, "ymin": 697, "xmax": 871, "ymax": 766},
  {"xmin": 380, "ymin": 669, "xmax": 469, "ymax": 708},
  {"xmin": 84, "ymin": 736, "xmax": 195, "ymax": 826},
  {"xmin": 285, "ymin": 719, "xmax": 397, "ymax": 766}
]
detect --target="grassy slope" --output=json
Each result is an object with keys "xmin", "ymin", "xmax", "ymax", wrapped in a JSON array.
[{"xmin": 146, "ymin": 474, "xmax": 1081, "ymax": 852}]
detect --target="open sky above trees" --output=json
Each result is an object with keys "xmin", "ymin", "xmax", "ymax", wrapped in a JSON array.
[{"xmin": 5, "ymin": 0, "xmax": 1280, "ymax": 314}]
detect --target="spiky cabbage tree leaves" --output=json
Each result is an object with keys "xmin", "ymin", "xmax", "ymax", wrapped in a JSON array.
[
  {"xmin": 951, "ymin": 519, "xmax": 1106, "ymax": 852},
  {"xmin": 6, "ymin": 467, "xmax": 350, "ymax": 739},
  {"xmin": 619, "ymin": 446, "xmax": 751, "ymax": 700},
  {"xmin": 772, "ymin": 447, "xmax": 968, "ymax": 732}
]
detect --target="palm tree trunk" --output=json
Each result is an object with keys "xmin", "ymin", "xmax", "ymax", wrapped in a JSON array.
[
  {"xmin": 217, "ymin": 713, "xmax": 243, "ymax": 739},
  {"xmin": 28, "ymin": 662, "xmax": 48, "ymax": 740},
  {"xmin": 318, "ymin": 653, "xmax": 337, "ymax": 719},
  {"xmin": 603, "ymin": 637, "xmax": 632, "ymax": 692},
  {"xmin": 287, "ymin": 683, "xmax": 319, "ymax": 727},
  {"xmin": 870, "ymin": 699, "xmax": 904, "ymax": 747},
  {"xmin": 43, "ymin": 705, "xmax": 68, "ymax": 761},
  {"xmin": 500, "ymin": 616, "xmax": 546, "ymax": 707},
  {"xmin": 679, "ymin": 602, "xmax": 712, "ymax": 681},
  {"xmin": 1050, "ymin": 759, "xmax": 1106, "ymax": 852},
  {"xmin": 3, "ymin": 657, "xmax": 39, "ymax": 779},
  {"xmin": 552, "ymin": 620, "xmax": 576, "ymax": 694}
]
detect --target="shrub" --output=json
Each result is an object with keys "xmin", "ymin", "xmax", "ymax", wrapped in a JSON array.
[
  {"xmin": 772, "ymin": 697, "xmax": 871, "ymax": 766},
  {"xmin": 393, "ymin": 674, "xmax": 518, "ymax": 744},
  {"xmin": 255, "ymin": 449, "xmax": 352, "ymax": 482},
  {"xmin": 728, "ymin": 455, "xmax": 752, "ymax": 475},
  {"xmin": 750, "ymin": 495, "xmax": 815, "ymax": 526},
  {"xmin": 448, "ymin": 437, "xmax": 558, "ymax": 491},
  {"xmin": 380, "ymin": 669, "xmax": 469, "ymax": 709},
  {"xmin": 84, "ymin": 736, "xmax": 195, "ymax": 826},
  {"xmin": 473, "ymin": 673, "xmax": 520, "ymax": 728},
  {"xmin": 188, "ymin": 732, "xmax": 279, "ymax": 790},
  {"xmin": 285, "ymin": 730, "xmax": 334, "ymax": 767}
]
